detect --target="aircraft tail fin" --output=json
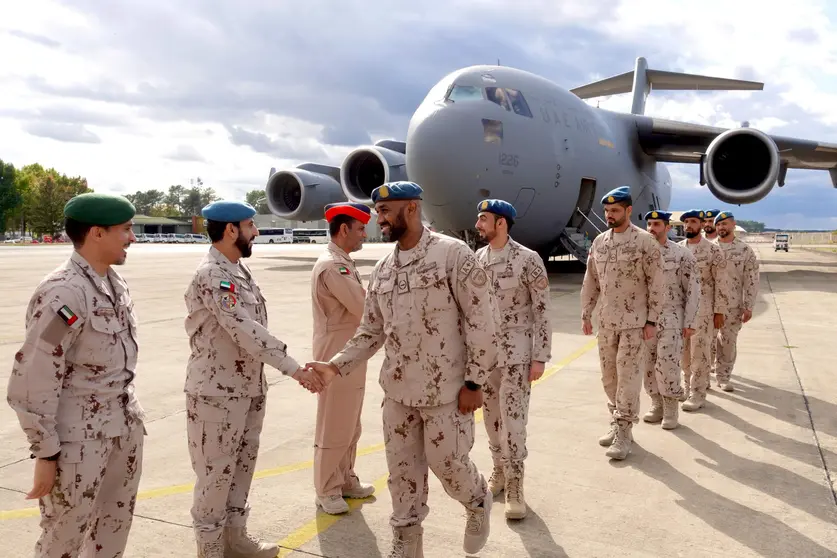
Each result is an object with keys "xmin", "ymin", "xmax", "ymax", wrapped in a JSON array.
[{"xmin": 569, "ymin": 57, "xmax": 763, "ymax": 116}]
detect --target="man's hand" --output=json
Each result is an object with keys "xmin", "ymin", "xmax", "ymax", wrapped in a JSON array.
[
  {"xmin": 683, "ymin": 328, "xmax": 695, "ymax": 339},
  {"xmin": 291, "ymin": 367, "xmax": 323, "ymax": 393},
  {"xmin": 714, "ymin": 313, "xmax": 725, "ymax": 329},
  {"xmin": 458, "ymin": 385, "xmax": 483, "ymax": 414},
  {"xmin": 529, "ymin": 361, "xmax": 545, "ymax": 383},
  {"xmin": 582, "ymin": 319, "xmax": 593, "ymax": 336},
  {"xmin": 742, "ymin": 309, "xmax": 753, "ymax": 323},
  {"xmin": 25, "ymin": 458, "xmax": 57, "ymax": 500},
  {"xmin": 643, "ymin": 324, "xmax": 657, "ymax": 340},
  {"xmin": 304, "ymin": 361, "xmax": 341, "ymax": 392}
]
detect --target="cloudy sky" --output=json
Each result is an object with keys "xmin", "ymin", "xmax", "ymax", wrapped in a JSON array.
[{"xmin": 2, "ymin": 0, "xmax": 837, "ymax": 230}]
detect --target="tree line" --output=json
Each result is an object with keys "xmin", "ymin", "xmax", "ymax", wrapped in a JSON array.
[{"xmin": 121, "ymin": 185, "xmax": 271, "ymax": 218}]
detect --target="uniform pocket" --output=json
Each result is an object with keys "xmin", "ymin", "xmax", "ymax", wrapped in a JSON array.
[
  {"xmin": 190, "ymin": 397, "xmax": 236, "ymax": 458},
  {"xmin": 53, "ymin": 441, "xmax": 85, "ymax": 509}
]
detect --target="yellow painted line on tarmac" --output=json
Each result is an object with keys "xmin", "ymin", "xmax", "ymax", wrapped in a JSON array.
[
  {"xmin": 273, "ymin": 338, "xmax": 598, "ymax": 555},
  {"xmin": 0, "ymin": 340, "xmax": 598, "ymax": 523}
]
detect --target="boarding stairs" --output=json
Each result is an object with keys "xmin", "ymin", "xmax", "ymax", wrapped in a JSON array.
[{"xmin": 557, "ymin": 207, "xmax": 606, "ymax": 265}]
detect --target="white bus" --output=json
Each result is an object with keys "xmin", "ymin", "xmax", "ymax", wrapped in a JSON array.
[
  {"xmin": 293, "ymin": 228, "xmax": 329, "ymax": 244},
  {"xmin": 255, "ymin": 227, "xmax": 293, "ymax": 244}
]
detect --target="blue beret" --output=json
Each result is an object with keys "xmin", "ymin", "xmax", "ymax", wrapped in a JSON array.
[
  {"xmin": 714, "ymin": 211, "xmax": 734, "ymax": 225},
  {"xmin": 644, "ymin": 210, "xmax": 672, "ymax": 222},
  {"xmin": 703, "ymin": 209, "xmax": 721, "ymax": 219},
  {"xmin": 371, "ymin": 181, "xmax": 423, "ymax": 203},
  {"xmin": 680, "ymin": 209, "xmax": 705, "ymax": 221},
  {"xmin": 477, "ymin": 199, "xmax": 517, "ymax": 221},
  {"xmin": 64, "ymin": 193, "xmax": 135, "ymax": 226},
  {"xmin": 324, "ymin": 202, "xmax": 372, "ymax": 224},
  {"xmin": 201, "ymin": 200, "xmax": 257, "ymax": 223},
  {"xmin": 601, "ymin": 185, "xmax": 631, "ymax": 205}
]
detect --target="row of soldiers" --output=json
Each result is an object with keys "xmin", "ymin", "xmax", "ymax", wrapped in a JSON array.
[
  {"xmin": 5, "ymin": 181, "xmax": 758, "ymax": 558},
  {"xmin": 581, "ymin": 186, "xmax": 759, "ymax": 460}
]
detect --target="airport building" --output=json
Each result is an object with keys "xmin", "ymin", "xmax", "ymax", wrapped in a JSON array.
[
  {"xmin": 131, "ymin": 215, "xmax": 193, "ymax": 235},
  {"xmin": 254, "ymin": 214, "xmax": 383, "ymax": 242}
]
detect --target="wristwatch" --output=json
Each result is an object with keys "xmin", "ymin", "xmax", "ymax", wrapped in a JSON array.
[{"xmin": 464, "ymin": 381, "xmax": 482, "ymax": 391}]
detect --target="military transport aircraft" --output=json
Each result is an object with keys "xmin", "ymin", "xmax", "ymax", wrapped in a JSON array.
[{"xmin": 264, "ymin": 57, "xmax": 837, "ymax": 262}]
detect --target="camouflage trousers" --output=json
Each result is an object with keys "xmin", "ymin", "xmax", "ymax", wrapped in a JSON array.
[
  {"xmin": 35, "ymin": 425, "xmax": 144, "ymax": 558},
  {"xmin": 682, "ymin": 313, "xmax": 714, "ymax": 399},
  {"xmin": 382, "ymin": 397, "xmax": 488, "ymax": 528},
  {"xmin": 482, "ymin": 364, "xmax": 531, "ymax": 476},
  {"xmin": 186, "ymin": 394, "xmax": 266, "ymax": 545},
  {"xmin": 715, "ymin": 310, "xmax": 743, "ymax": 383},
  {"xmin": 643, "ymin": 327, "xmax": 685, "ymax": 399},
  {"xmin": 710, "ymin": 328, "xmax": 718, "ymax": 375},
  {"xmin": 598, "ymin": 327, "xmax": 645, "ymax": 424}
]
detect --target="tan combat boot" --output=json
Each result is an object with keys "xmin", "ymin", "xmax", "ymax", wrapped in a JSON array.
[
  {"xmin": 387, "ymin": 525, "xmax": 424, "ymax": 558},
  {"xmin": 463, "ymin": 491, "xmax": 492, "ymax": 554},
  {"xmin": 679, "ymin": 375, "xmax": 690, "ymax": 402},
  {"xmin": 643, "ymin": 394, "xmax": 664, "ymax": 423},
  {"xmin": 197, "ymin": 539, "xmax": 225, "ymax": 558},
  {"xmin": 661, "ymin": 397, "xmax": 679, "ymax": 430},
  {"xmin": 487, "ymin": 465, "xmax": 505, "ymax": 497},
  {"xmin": 605, "ymin": 422, "xmax": 632, "ymax": 460},
  {"xmin": 681, "ymin": 393, "xmax": 705, "ymax": 412},
  {"xmin": 224, "ymin": 526, "xmax": 279, "ymax": 558},
  {"xmin": 315, "ymin": 494, "xmax": 350, "ymax": 515},
  {"xmin": 598, "ymin": 420, "xmax": 618, "ymax": 446},
  {"xmin": 504, "ymin": 472, "xmax": 527, "ymax": 520},
  {"xmin": 718, "ymin": 380, "xmax": 734, "ymax": 392}
]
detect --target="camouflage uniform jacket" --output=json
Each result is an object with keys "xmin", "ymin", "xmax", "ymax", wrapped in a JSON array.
[
  {"xmin": 330, "ymin": 227, "xmax": 500, "ymax": 407},
  {"xmin": 184, "ymin": 246, "xmax": 300, "ymax": 397},
  {"xmin": 7, "ymin": 252, "xmax": 144, "ymax": 458},
  {"xmin": 658, "ymin": 240, "xmax": 700, "ymax": 330},
  {"xmin": 581, "ymin": 223, "xmax": 665, "ymax": 330},
  {"xmin": 679, "ymin": 236, "xmax": 727, "ymax": 317},
  {"xmin": 475, "ymin": 237, "xmax": 552, "ymax": 365},
  {"xmin": 716, "ymin": 236, "xmax": 760, "ymax": 311}
]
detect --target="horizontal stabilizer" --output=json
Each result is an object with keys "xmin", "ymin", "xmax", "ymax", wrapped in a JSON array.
[{"xmin": 570, "ymin": 57, "xmax": 763, "ymax": 115}]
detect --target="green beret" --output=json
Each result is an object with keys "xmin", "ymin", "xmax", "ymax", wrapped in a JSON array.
[{"xmin": 64, "ymin": 193, "xmax": 136, "ymax": 226}]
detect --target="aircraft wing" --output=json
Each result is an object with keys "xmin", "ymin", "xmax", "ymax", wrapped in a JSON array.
[{"xmin": 634, "ymin": 116, "xmax": 837, "ymax": 171}]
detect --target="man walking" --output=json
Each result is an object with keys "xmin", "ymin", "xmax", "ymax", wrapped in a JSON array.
[
  {"xmin": 7, "ymin": 193, "xmax": 145, "ymax": 557},
  {"xmin": 713, "ymin": 211, "xmax": 760, "ymax": 392},
  {"xmin": 183, "ymin": 200, "xmax": 316, "ymax": 558},
  {"xmin": 641, "ymin": 210, "xmax": 699, "ymax": 430},
  {"xmin": 580, "ymin": 186, "xmax": 664, "ymax": 460},
  {"xmin": 474, "ymin": 199, "xmax": 551, "ymax": 520},
  {"xmin": 311, "ymin": 202, "xmax": 376, "ymax": 514},
  {"xmin": 679, "ymin": 210, "xmax": 726, "ymax": 411},
  {"xmin": 306, "ymin": 181, "xmax": 497, "ymax": 557},
  {"xmin": 703, "ymin": 208, "xmax": 722, "ymax": 380}
]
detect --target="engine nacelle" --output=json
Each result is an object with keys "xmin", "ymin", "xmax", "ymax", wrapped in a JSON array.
[
  {"xmin": 265, "ymin": 163, "xmax": 346, "ymax": 222},
  {"xmin": 702, "ymin": 128, "xmax": 780, "ymax": 204},
  {"xmin": 340, "ymin": 140, "xmax": 408, "ymax": 203}
]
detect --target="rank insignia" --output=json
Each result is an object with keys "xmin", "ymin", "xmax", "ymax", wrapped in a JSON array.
[
  {"xmin": 220, "ymin": 280, "xmax": 236, "ymax": 293},
  {"xmin": 57, "ymin": 305, "xmax": 78, "ymax": 326},
  {"xmin": 338, "ymin": 266, "xmax": 351, "ymax": 275}
]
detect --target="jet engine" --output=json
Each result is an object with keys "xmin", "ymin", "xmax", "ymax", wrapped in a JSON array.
[
  {"xmin": 339, "ymin": 140, "xmax": 408, "ymax": 203},
  {"xmin": 265, "ymin": 163, "xmax": 346, "ymax": 222},
  {"xmin": 702, "ymin": 127, "xmax": 780, "ymax": 204}
]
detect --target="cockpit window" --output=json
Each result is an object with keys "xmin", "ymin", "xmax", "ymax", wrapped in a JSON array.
[
  {"xmin": 485, "ymin": 87, "xmax": 532, "ymax": 118},
  {"xmin": 485, "ymin": 87, "xmax": 510, "ymax": 111},
  {"xmin": 446, "ymin": 85, "xmax": 484, "ymax": 102}
]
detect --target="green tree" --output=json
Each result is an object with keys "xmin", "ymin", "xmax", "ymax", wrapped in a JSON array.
[
  {"xmin": 28, "ymin": 172, "xmax": 92, "ymax": 237},
  {"xmin": 737, "ymin": 219, "xmax": 765, "ymax": 233},
  {"xmin": 125, "ymin": 189, "xmax": 166, "ymax": 215},
  {"xmin": 246, "ymin": 189, "xmax": 269, "ymax": 214},
  {"xmin": 0, "ymin": 159, "xmax": 22, "ymax": 236}
]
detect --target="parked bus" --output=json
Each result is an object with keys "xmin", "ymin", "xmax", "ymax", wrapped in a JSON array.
[
  {"xmin": 293, "ymin": 228, "xmax": 329, "ymax": 244},
  {"xmin": 255, "ymin": 227, "xmax": 293, "ymax": 244}
]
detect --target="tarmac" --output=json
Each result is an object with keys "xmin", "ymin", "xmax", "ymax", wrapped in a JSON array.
[{"xmin": 0, "ymin": 240, "xmax": 835, "ymax": 557}]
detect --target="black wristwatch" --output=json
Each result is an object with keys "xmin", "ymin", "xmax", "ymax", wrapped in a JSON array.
[
  {"xmin": 31, "ymin": 452, "xmax": 60, "ymax": 461},
  {"xmin": 464, "ymin": 381, "xmax": 482, "ymax": 391},
  {"xmin": 645, "ymin": 320, "xmax": 657, "ymax": 327}
]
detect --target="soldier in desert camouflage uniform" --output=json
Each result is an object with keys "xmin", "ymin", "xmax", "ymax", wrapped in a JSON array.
[
  {"xmin": 641, "ymin": 210, "xmax": 699, "ymax": 430},
  {"xmin": 7, "ymin": 193, "xmax": 145, "ymax": 558},
  {"xmin": 580, "ymin": 186, "xmax": 664, "ymax": 460},
  {"xmin": 474, "ymin": 199, "xmax": 551, "ymax": 521},
  {"xmin": 702, "ymin": 209, "xmax": 722, "ymax": 381},
  {"xmin": 306, "ymin": 182, "xmax": 496, "ymax": 558},
  {"xmin": 679, "ymin": 210, "xmax": 727, "ymax": 411},
  {"xmin": 712, "ymin": 211, "xmax": 760, "ymax": 392},
  {"xmin": 184, "ymin": 200, "xmax": 318, "ymax": 558}
]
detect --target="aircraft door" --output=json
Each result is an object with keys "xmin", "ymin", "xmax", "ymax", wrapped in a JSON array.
[{"xmin": 567, "ymin": 177, "xmax": 596, "ymax": 231}]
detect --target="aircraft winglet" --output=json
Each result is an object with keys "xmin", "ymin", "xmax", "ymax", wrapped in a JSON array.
[{"xmin": 570, "ymin": 57, "xmax": 764, "ymax": 116}]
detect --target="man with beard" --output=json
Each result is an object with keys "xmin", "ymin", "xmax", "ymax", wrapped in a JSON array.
[
  {"xmin": 310, "ymin": 202, "xmax": 376, "ymax": 515},
  {"xmin": 7, "ymin": 193, "xmax": 145, "ymax": 558},
  {"xmin": 641, "ymin": 210, "xmax": 699, "ymax": 431},
  {"xmin": 183, "ymin": 200, "xmax": 318, "ymax": 558},
  {"xmin": 580, "ymin": 186, "xmax": 664, "ymax": 460},
  {"xmin": 678, "ymin": 210, "xmax": 726, "ymax": 411},
  {"xmin": 702, "ymin": 208, "xmax": 722, "ymax": 382},
  {"xmin": 473, "ymin": 199, "xmax": 551, "ymax": 520},
  {"xmin": 713, "ymin": 211, "xmax": 759, "ymax": 392},
  {"xmin": 305, "ymin": 182, "xmax": 497, "ymax": 557}
]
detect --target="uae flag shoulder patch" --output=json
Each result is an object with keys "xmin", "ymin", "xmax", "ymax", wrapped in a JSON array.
[
  {"xmin": 57, "ymin": 305, "xmax": 78, "ymax": 326},
  {"xmin": 219, "ymin": 280, "xmax": 236, "ymax": 293},
  {"xmin": 338, "ymin": 266, "xmax": 351, "ymax": 275}
]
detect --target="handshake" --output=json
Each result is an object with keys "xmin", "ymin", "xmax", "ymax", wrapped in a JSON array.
[{"xmin": 291, "ymin": 362, "xmax": 340, "ymax": 393}]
